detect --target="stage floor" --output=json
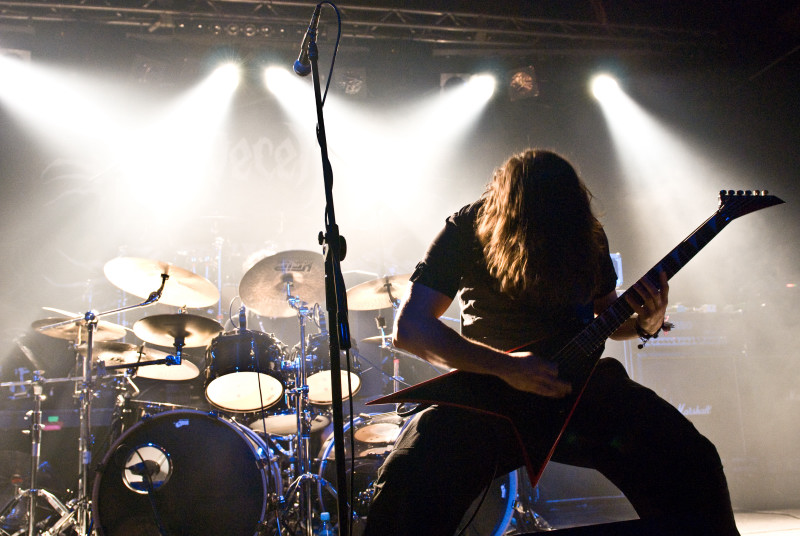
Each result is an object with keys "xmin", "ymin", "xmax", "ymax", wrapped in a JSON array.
[{"xmin": 736, "ymin": 509, "xmax": 800, "ymax": 535}]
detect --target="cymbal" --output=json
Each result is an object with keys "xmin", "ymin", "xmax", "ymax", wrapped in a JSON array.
[
  {"xmin": 104, "ymin": 257, "xmax": 220, "ymax": 308},
  {"xmin": 33, "ymin": 317, "xmax": 127, "ymax": 343},
  {"xmin": 76, "ymin": 343, "xmax": 199, "ymax": 380},
  {"xmin": 77, "ymin": 341, "xmax": 142, "ymax": 365},
  {"xmin": 361, "ymin": 334, "xmax": 394, "ymax": 344},
  {"xmin": 346, "ymin": 274, "xmax": 411, "ymax": 311},
  {"xmin": 133, "ymin": 347, "xmax": 200, "ymax": 381},
  {"xmin": 239, "ymin": 250, "xmax": 325, "ymax": 318},
  {"xmin": 133, "ymin": 314, "xmax": 222, "ymax": 348}
]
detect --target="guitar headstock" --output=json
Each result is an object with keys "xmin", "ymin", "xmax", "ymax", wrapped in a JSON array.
[{"xmin": 718, "ymin": 190, "xmax": 784, "ymax": 220}]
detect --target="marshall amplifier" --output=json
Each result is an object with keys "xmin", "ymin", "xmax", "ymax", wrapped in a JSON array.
[{"xmin": 629, "ymin": 311, "xmax": 748, "ymax": 463}]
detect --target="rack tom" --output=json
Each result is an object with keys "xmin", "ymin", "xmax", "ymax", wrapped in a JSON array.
[{"xmin": 204, "ymin": 330, "xmax": 287, "ymax": 412}]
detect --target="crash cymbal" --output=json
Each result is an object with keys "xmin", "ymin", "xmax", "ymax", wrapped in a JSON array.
[
  {"xmin": 104, "ymin": 257, "xmax": 220, "ymax": 309},
  {"xmin": 33, "ymin": 317, "xmax": 127, "ymax": 343},
  {"xmin": 133, "ymin": 347, "xmax": 200, "ymax": 381},
  {"xmin": 239, "ymin": 250, "xmax": 325, "ymax": 318},
  {"xmin": 346, "ymin": 274, "xmax": 411, "ymax": 311},
  {"xmin": 133, "ymin": 314, "xmax": 222, "ymax": 348}
]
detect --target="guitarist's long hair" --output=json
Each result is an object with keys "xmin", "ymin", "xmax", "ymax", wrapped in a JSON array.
[{"xmin": 476, "ymin": 149, "xmax": 607, "ymax": 306}]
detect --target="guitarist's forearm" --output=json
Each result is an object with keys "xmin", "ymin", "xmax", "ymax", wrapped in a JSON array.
[
  {"xmin": 392, "ymin": 283, "xmax": 571, "ymax": 397},
  {"xmin": 394, "ymin": 304, "xmax": 509, "ymax": 374}
]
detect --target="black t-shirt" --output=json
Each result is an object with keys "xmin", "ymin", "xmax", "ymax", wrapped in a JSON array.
[{"xmin": 410, "ymin": 200, "xmax": 618, "ymax": 351}]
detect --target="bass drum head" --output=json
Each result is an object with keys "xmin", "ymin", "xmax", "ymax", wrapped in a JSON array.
[
  {"xmin": 317, "ymin": 413, "xmax": 517, "ymax": 536},
  {"xmin": 93, "ymin": 410, "xmax": 275, "ymax": 536}
]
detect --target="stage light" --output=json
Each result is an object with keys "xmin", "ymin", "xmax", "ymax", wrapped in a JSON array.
[
  {"xmin": 333, "ymin": 67, "xmax": 367, "ymax": 97},
  {"xmin": 263, "ymin": 65, "xmax": 315, "ymax": 122},
  {"xmin": 591, "ymin": 74, "xmax": 622, "ymax": 102},
  {"xmin": 440, "ymin": 73, "xmax": 496, "ymax": 101},
  {"xmin": 508, "ymin": 66, "xmax": 538, "ymax": 101},
  {"xmin": 208, "ymin": 62, "xmax": 241, "ymax": 93},
  {"xmin": 465, "ymin": 73, "xmax": 496, "ymax": 102},
  {"xmin": 440, "ymin": 73, "xmax": 468, "ymax": 91}
]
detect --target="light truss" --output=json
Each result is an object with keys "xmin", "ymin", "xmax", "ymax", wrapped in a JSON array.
[{"xmin": 0, "ymin": 0, "xmax": 718, "ymax": 58}]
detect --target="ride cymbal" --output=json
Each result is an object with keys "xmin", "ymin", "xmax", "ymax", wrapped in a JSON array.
[
  {"xmin": 239, "ymin": 250, "xmax": 325, "ymax": 317},
  {"xmin": 104, "ymin": 257, "xmax": 220, "ymax": 309}
]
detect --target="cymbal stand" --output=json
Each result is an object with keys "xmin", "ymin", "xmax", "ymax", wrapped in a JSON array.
[
  {"xmin": 0, "ymin": 372, "xmax": 73, "ymax": 536},
  {"xmin": 34, "ymin": 275, "xmax": 169, "ymax": 535},
  {"xmin": 281, "ymin": 279, "xmax": 337, "ymax": 536}
]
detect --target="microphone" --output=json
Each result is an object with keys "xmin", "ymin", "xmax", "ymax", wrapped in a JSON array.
[
  {"xmin": 239, "ymin": 305, "xmax": 247, "ymax": 331},
  {"xmin": 127, "ymin": 460, "xmax": 161, "ymax": 478},
  {"xmin": 293, "ymin": 3, "xmax": 322, "ymax": 76}
]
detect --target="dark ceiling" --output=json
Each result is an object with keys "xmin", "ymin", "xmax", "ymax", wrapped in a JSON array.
[{"xmin": 1, "ymin": 1, "xmax": 797, "ymax": 70}]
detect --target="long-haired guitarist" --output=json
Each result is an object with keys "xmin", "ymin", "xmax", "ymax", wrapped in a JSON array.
[{"xmin": 363, "ymin": 149, "xmax": 740, "ymax": 535}]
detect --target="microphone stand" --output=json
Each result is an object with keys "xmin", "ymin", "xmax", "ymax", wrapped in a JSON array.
[{"xmin": 308, "ymin": 30, "xmax": 352, "ymax": 535}]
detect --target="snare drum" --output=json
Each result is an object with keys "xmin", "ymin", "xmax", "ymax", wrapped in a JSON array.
[
  {"xmin": 93, "ymin": 410, "xmax": 281, "ymax": 536},
  {"xmin": 204, "ymin": 330, "xmax": 287, "ymax": 412}
]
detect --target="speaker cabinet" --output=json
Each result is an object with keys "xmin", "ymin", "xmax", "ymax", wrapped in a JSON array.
[{"xmin": 629, "ymin": 312, "xmax": 748, "ymax": 462}]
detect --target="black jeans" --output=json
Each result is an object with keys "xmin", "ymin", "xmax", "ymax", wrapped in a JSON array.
[{"xmin": 363, "ymin": 358, "xmax": 740, "ymax": 536}]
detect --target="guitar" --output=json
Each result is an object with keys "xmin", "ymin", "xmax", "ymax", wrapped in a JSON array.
[{"xmin": 368, "ymin": 190, "xmax": 784, "ymax": 487}]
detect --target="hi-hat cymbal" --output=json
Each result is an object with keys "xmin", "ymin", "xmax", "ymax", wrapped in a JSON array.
[
  {"xmin": 76, "ymin": 343, "xmax": 200, "ymax": 380},
  {"xmin": 346, "ymin": 274, "xmax": 411, "ymax": 311},
  {"xmin": 239, "ymin": 250, "xmax": 325, "ymax": 318},
  {"xmin": 133, "ymin": 314, "xmax": 222, "ymax": 348},
  {"xmin": 104, "ymin": 257, "xmax": 220, "ymax": 309},
  {"xmin": 33, "ymin": 317, "xmax": 127, "ymax": 343},
  {"xmin": 77, "ymin": 341, "xmax": 141, "ymax": 365}
]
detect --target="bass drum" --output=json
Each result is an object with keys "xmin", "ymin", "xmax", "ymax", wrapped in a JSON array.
[
  {"xmin": 317, "ymin": 413, "xmax": 517, "ymax": 536},
  {"xmin": 93, "ymin": 410, "xmax": 281, "ymax": 536}
]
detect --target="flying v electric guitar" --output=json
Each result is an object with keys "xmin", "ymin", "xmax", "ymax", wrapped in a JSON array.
[{"xmin": 368, "ymin": 190, "xmax": 784, "ymax": 487}]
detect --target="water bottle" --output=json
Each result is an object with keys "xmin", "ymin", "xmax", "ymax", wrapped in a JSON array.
[{"xmin": 318, "ymin": 511, "xmax": 335, "ymax": 536}]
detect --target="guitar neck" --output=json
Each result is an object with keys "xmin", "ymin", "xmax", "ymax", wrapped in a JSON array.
[{"xmin": 556, "ymin": 189, "xmax": 784, "ymax": 376}]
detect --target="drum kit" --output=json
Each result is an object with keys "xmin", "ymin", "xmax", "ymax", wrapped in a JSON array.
[{"xmin": 0, "ymin": 250, "xmax": 448, "ymax": 536}]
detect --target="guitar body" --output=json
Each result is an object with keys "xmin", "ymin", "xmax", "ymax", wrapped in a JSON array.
[
  {"xmin": 368, "ymin": 190, "xmax": 784, "ymax": 487},
  {"xmin": 370, "ymin": 339, "xmax": 603, "ymax": 486}
]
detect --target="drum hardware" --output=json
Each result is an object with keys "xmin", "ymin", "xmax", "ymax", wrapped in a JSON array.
[
  {"xmin": 128, "ymin": 346, "xmax": 200, "ymax": 381},
  {"xmin": 280, "ymin": 288, "xmax": 338, "ymax": 536},
  {"xmin": 0, "ymin": 372, "xmax": 82, "ymax": 536},
  {"xmin": 33, "ymin": 268, "xmax": 206, "ymax": 535}
]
